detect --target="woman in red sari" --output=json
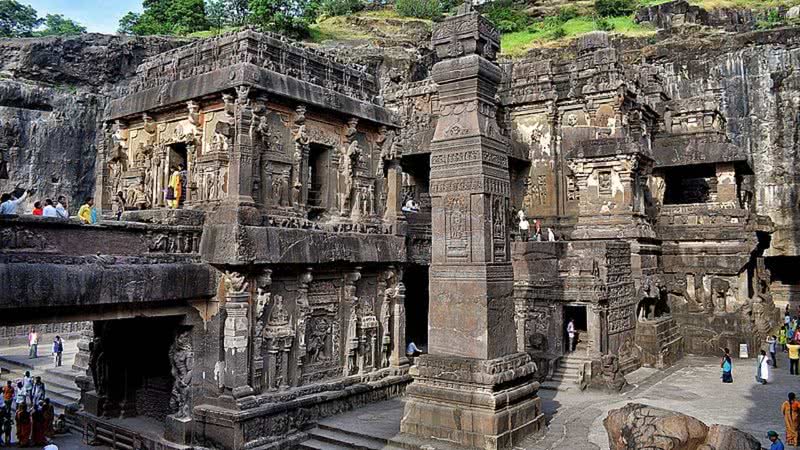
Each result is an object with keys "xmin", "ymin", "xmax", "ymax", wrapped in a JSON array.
[
  {"xmin": 31, "ymin": 403, "xmax": 46, "ymax": 446},
  {"xmin": 15, "ymin": 402, "xmax": 31, "ymax": 447}
]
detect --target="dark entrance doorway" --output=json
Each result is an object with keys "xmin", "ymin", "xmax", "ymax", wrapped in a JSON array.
[
  {"xmin": 563, "ymin": 304, "xmax": 587, "ymax": 353},
  {"xmin": 404, "ymin": 265, "xmax": 429, "ymax": 351},
  {"xmin": 307, "ymin": 144, "xmax": 331, "ymax": 217}
]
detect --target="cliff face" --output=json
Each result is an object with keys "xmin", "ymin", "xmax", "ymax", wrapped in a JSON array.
[{"xmin": 0, "ymin": 34, "xmax": 188, "ymax": 211}]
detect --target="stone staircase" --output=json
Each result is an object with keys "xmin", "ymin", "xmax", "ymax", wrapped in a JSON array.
[
  {"xmin": 540, "ymin": 353, "xmax": 592, "ymax": 391},
  {"xmin": 301, "ymin": 423, "xmax": 404, "ymax": 450},
  {"xmin": 0, "ymin": 355, "xmax": 81, "ymax": 410}
]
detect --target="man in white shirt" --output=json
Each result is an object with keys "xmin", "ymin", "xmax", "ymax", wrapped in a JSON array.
[
  {"xmin": 28, "ymin": 328, "xmax": 39, "ymax": 359},
  {"xmin": 517, "ymin": 210, "xmax": 530, "ymax": 242},
  {"xmin": 0, "ymin": 190, "xmax": 28, "ymax": 215},
  {"xmin": 55, "ymin": 195, "xmax": 69, "ymax": 218},
  {"xmin": 566, "ymin": 319, "xmax": 576, "ymax": 353},
  {"xmin": 42, "ymin": 198, "xmax": 58, "ymax": 217}
]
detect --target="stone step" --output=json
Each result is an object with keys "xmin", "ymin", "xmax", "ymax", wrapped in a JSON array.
[
  {"xmin": 310, "ymin": 426, "xmax": 386, "ymax": 450},
  {"xmin": 540, "ymin": 380, "xmax": 572, "ymax": 392},
  {"xmin": 300, "ymin": 438, "xmax": 356, "ymax": 450},
  {"xmin": 317, "ymin": 423, "xmax": 390, "ymax": 447}
]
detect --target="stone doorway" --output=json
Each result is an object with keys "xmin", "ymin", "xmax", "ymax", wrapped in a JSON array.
[
  {"xmin": 167, "ymin": 142, "xmax": 187, "ymax": 207},
  {"xmin": 307, "ymin": 143, "xmax": 331, "ymax": 212},
  {"xmin": 404, "ymin": 265, "xmax": 428, "ymax": 351},
  {"xmin": 563, "ymin": 304, "xmax": 588, "ymax": 353}
]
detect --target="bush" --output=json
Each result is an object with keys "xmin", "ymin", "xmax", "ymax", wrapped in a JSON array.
[
  {"xmin": 482, "ymin": 0, "xmax": 531, "ymax": 33},
  {"xmin": 756, "ymin": 8, "xmax": 783, "ymax": 29},
  {"xmin": 396, "ymin": 0, "xmax": 441, "ymax": 20},
  {"xmin": 595, "ymin": 0, "xmax": 636, "ymax": 17},
  {"xmin": 320, "ymin": 0, "xmax": 365, "ymax": 17},
  {"xmin": 551, "ymin": 26, "xmax": 566, "ymax": 39},
  {"xmin": 557, "ymin": 6, "xmax": 579, "ymax": 23},
  {"xmin": 595, "ymin": 17, "xmax": 614, "ymax": 31}
]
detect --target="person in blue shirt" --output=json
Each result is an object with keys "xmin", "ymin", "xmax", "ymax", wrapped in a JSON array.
[
  {"xmin": 768, "ymin": 430, "xmax": 785, "ymax": 450},
  {"xmin": 406, "ymin": 342, "xmax": 421, "ymax": 357}
]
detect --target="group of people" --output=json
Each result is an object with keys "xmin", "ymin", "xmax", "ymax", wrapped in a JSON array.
[
  {"xmin": 28, "ymin": 329, "xmax": 64, "ymax": 368},
  {"xmin": 0, "ymin": 190, "xmax": 98, "ymax": 225},
  {"xmin": 517, "ymin": 210, "xmax": 556, "ymax": 242},
  {"xmin": 1, "ymin": 374, "xmax": 56, "ymax": 447}
]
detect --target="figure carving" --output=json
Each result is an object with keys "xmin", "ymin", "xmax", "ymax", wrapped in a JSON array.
[
  {"xmin": 89, "ymin": 337, "xmax": 107, "ymax": 397},
  {"xmin": 169, "ymin": 329, "xmax": 193, "ymax": 419},
  {"xmin": 224, "ymin": 271, "xmax": 248, "ymax": 294}
]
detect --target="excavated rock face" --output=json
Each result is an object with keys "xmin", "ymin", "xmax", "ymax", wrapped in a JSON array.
[
  {"xmin": 0, "ymin": 34, "xmax": 188, "ymax": 212},
  {"xmin": 604, "ymin": 403, "xmax": 760, "ymax": 450}
]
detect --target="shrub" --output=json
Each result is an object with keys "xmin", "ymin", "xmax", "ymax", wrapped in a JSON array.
[
  {"xmin": 595, "ymin": 0, "xmax": 636, "ymax": 17},
  {"xmin": 557, "ymin": 6, "xmax": 579, "ymax": 23},
  {"xmin": 595, "ymin": 17, "xmax": 614, "ymax": 31},
  {"xmin": 756, "ymin": 8, "xmax": 783, "ymax": 29},
  {"xmin": 320, "ymin": 0, "xmax": 365, "ymax": 17},
  {"xmin": 551, "ymin": 26, "xmax": 566, "ymax": 39},
  {"xmin": 396, "ymin": 0, "xmax": 441, "ymax": 20},
  {"xmin": 482, "ymin": 0, "xmax": 530, "ymax": 33}
]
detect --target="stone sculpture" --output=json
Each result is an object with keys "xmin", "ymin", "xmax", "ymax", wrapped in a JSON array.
[{"xmin": 169, "ymin": 329, "xmax": 193, "ymax": 419}]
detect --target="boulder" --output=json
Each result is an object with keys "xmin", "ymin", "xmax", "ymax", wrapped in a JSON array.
[{"xmin": 604, "ymin": 403, "xmax": 760, "ymax": 450}]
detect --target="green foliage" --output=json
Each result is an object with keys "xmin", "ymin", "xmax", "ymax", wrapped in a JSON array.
[
  {"xmin": 0, "ymin": 0, "xmax": 42, "ymax": 37},
  {"xmin": 594, "ymin": 0, "xmax": 636, "ymax": 17},
  {"xmin": 557, "ymin": 6, "xmax": 580, "ymax": 22},
  {"xmin": 551, "ymin": 26, "xmax": 567, "ymax": 39},
  {"xmin": 37, "ymin": 14, "xmax": 87, "ymax": 36},
  {"xmin": 395, "ymin": 0, "xmax": 441, "ymax": 20},
  {"xmin": 756, "ymin": 8, "xmax": 783, "ymax": 29},
  {"xmin": 481, "ymin": 0, "xmax": 530, "ymax": 33},
  {"xmin": 205, "ymin": 0, "xmax": 228, "ymax": 30},
  {"xmin": 595, "ymin": 17, "xmax": 614, "ymax": 31},
  {"xmin": 320, "ymin": 0, "xmax": 364, "ymax": 17},
  {"xmin": 249, "ymin": 0, "xmax": 320, "ymax": 38},
  {"xmin": 119, "ymin": 0, "xmax": 210, "ymax": 35}
]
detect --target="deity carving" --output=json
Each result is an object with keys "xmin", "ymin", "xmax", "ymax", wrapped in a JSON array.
[
  {"xmin": 169, "ymin": 329, "xmax": 193, "ymax": 419},
  {"xmin": 224, "ymin": 271, "xmax": 248, "ymax": 295},
  {"xmin": 89, "ymin": 336, "xmax": 107, "ymax": 397},
  {"xmin": 291, "ymin": 106, "xmax": 310, "ymax": 206}
]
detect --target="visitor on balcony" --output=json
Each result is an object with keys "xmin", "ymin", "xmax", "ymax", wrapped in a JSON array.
[
  {"xmin": 0, "ymin": 190, "xmax": 28, "ymax": 215},
  {"xmin": 78, "ymin": 198, "xmax": 97, "ymax": 224},
  {"xmin": 32, "ymin": 201, "xmax": 43, "ymax": 216},
  {"xmin": 55, "ymin": 196, "xmax": 69, "ymax": 218},
  {"xmin": 112, "ymin": 191, "xmax": 126, "ymax": 220},
  {"xmin": 166, "ymin": 165, "xmax": 183, "ymax": 209},
  {"xmin": 42, "ymin": 199, "xmax": 58, "ymax": 218}
]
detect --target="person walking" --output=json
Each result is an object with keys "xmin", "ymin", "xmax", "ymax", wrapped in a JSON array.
[
  {"xmin": 55, "ymin": 196, "xmax": 68, "ymax": 218},
  {"xmin": 780, "ymin": 326, "xmax": 788, "ymax": 353},
  {"xmin": 0, "ymin": 190, "xmax": 28, "ymax": 215},
  {"xmin": 31, "ymin": 377, "xmax": 45, "ymax": 407},
  {"xmin": 769, "ymin": 430, "xmax": 786, "ymax": 450},
  {"xmin": 782, "ymin": 393, "xmax": 800, "ymax": 446},
  {"xmin": 52, "ymin": 336, "xmax": 63, "ymax": 368},
  {"xmin": 1, "ymin": 381, "xmax": 13, "ymax": 412},
  {"xmin": 13, "ymin": 382, "xmax": 25, "ymax": 410},
  {"xmin": 78, "ymin": 197, "xmax": 97, "ymax": 224},
  {"xmin": 756, "ymin": 350, "xmax": 770, "ymax": 384},
  {"xmin": 27, "ymin": 328, "xmax": 38, "ymax": 359},
  {"xmin": 21, "ymin": 372, "xmax": 32, "ymax": 405},
  {"xmin": 567, "ymin": 319, "xmax": 576, "ymax": 353},
  {"xmin": 112, "ymin": 191, "xmax": 126, "ymax": 220},
  {"xmin": 788, "ymin": 340, "xmax": 800, "ymax": 375},
  {"xmin": 15, "ymin": 402, "xmax": 31, "ymax": 447},
  {"xmin": 721, "ymin": 347, "xmax": 733, "ymax": 383},
  {"xmin": 768, "ymin": 335, "xmax": 778, "ymax": 368}
]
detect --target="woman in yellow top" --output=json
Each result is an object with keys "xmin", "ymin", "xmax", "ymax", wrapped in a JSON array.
[
  {"xmin": 77, "ymin": 198, "xmax": 97, "ymax": 224},
  {"xmin": 167, "ymin": 168, "xmax": 182, "ymax": 209}
]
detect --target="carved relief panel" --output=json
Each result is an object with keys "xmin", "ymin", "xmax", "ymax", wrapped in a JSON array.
[
  {"xmin": 301, "ymin": 279, "xmax": 342, "ymax": 384},
  {"xmin": 445, "ymin": 194, "xmax": 469, "ymax": 258}
]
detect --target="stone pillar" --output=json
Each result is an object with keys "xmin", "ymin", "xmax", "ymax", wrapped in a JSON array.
[
  {"xmin": 400, "ymin": 5, "xmax": 544, "ymax": 449},
  {"xmin": 390, "ymin": 274, "xmax": 409, "ymax": 368},
  {"xmin": 94, "ymin": 123, "xmax": 111, "ymax": 212},
  {"xmin": 383, "ymin": 160, "xmax": 405, "ymax": 227},
  {"xmin": 294, "ymin": 268, "xmax": 313, "ymax": 386},
  {"xmin": 222, "ymin": 271, "xmax": 253, "ymax": 399},
  {"xmin": 716, "ymin": 162, "xmax": 736, "ymax": 205},
  {"xmin": 228, "ymin": 86, "xmax": 257, "ymax": 205}
]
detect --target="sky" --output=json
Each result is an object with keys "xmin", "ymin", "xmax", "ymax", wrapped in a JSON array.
[{"xmin": 24, "ymin": 0, "xmax": 143, "ymax": 35}]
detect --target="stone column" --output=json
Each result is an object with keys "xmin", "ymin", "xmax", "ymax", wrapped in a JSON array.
[
  {"xmin": 222, "ymin": 271, "xmax": 253, "ymax": 399},
  {"xmin": 94, "ymin": 122, "xmax": 110, "ymax": 212},
  {"xmin": 390, "ymin": 274, "xmax": 409, "ymax": 368},
  {"xmin": 383, "ymin": 160, "xmax": 404, "ymax": 225},
  {"xmin": 294, "ymin": 268, "xmax": 313, "ymax": 386},
  {"xmin": 229, "ymin": 86, "xmax": 257, "ymax": 205},
  {"xmin": 400, "ymin": 5, "xmax": 544, "ymax": 449},
  {"xmin": 716, "ymin": 162, "xmax": 736, "ymax": 205}
]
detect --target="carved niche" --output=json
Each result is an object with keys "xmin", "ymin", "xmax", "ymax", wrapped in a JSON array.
[
  {"xmin": 301, "ymin": 279, "xmax": 342, "ymax": 384},
  {"xmin": 445, "ymin": 195, "xmax": 468, "ymax": 258}
]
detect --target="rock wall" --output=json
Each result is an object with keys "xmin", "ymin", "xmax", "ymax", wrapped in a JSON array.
[{"xmin": 0, "ymin": 34, "xmax": 188, "ymax": 213}]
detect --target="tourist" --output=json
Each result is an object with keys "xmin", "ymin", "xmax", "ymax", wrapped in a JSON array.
[
  {"xmin": 780, "ymin": 326, "xmax": 788, "ymax": 353},
  {"xmin": 42, "ymin": 199, "xmax": 58, "ymax": 218},
  {"xmin": 0, "ymin": 190, "xmax": 28, "ymax": 215},
  {"xmin": 756, "ymin": 350, "xmax": 770, "ymax": 384},
  {"xmin": 533, "ymin": 219, "xmax": 542, "ymax": 241},
  {"xmin": 786, "ymin": 325, "xmax": 794, "ymax": 352},
  {"xmin": 27, "ymin": 328, "xmax": 38, "ymax": 359},
  {"xmin": 78, "ymin": 197, "xmax": 97, "ymax": 224},
  {"xmin": 720, "ymin": 347, "xmax": 733, "ymax": 383},
  {"xmin": 32, "ymin": 201, "xmax": 43, "ymax": 216},
  {"xmin": 1, "ymin": 406, "xmax": 11, "ymax": 446},
  {"xmin": 518, "ymin": 210, "xmax": 530, "ymax": 242},
  {"xmin": 15, "ymin": 402, "xmax": 30, "ymax": 447},
  {"xmin": 55, "ymin": 196, "xmax": 69, "ymax": 218},
  {"xmin": 406, "ymin": 341, "xmax": 422, "ymax": 357},
  {"xmin": 769, "ymin": 430, "xmax": 786, "ymax": 450},
  {"xmin": 31, "ymin": 402, "xmax": 46, "ymax": 446},
  {"xmin": 547, "ymin": 227, "xmax": 555, "ymax": 241},
  {"xmin": 788, "ymin": 340, "xmax": 800, "ymax": 375},
  {"xmin": 17, "ymin": 371, "xmax": 33, "ymax": 407},
  {"xmin": 112, "ymin": 191, "xmax": 126, "ymax": 220},
  {"xmin": 782, "ymin": 394, "xmax": 800, "ymax": 446},
  {"xmin": 167, "ymin": 166, "xmax": 183, "ymax": 209},
  {"xmin": 402, "ymin": 199, "xmax": 419, "ymax": 213},
  {"xmin": 31, "ymin": 377, "xmax": 45, "ymax": 407},
  {"xmin": 53, "ymin": 413, "xmax": 66, "ymax": 435},
  {"xmin": 14, "ymin": 382, "xmax": 25, "ymax": 410},
  {"xmin": 42, "ymin": 398, "xmax": 54, "ymax": 439},
  {"xmin": 567, "ymin": 319, "xmax": 576, "ymax": 353},
  {"xmin": 768, "ymin": 335, "xmax": 778, "ymax": 368},
  {"xmin": 52, "ymin": 336, "xmax": 63, "ymax": 367},
  {"xmin": 1, "ymin": 381, "xmax": 13, "ymax": 412}
]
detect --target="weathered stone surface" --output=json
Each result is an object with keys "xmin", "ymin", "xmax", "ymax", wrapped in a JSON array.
[{"xmin": 604, "ymin": 403, "xmax": 760, "ymax": 450}]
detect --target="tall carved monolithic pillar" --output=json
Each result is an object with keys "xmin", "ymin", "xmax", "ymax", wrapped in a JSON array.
[{"xmin": 400, "ymin": 4, "xmax": 545, "ymax": 449}]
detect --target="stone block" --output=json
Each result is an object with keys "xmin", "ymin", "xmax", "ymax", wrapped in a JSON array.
[{"xmin": 164, "ymin": 414, "xmax": 193, "ymax": 445}]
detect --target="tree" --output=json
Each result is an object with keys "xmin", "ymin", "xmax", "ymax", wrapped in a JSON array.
[
  {"xmin": 249, "ymin": 0, "xmax": 318, "ymax": 38},
  {"xmin": 594, "ymin": 0, "xmax": 636, "ymax": 18},
  {"xmin": 205, "ymin": 0, "xmax": 227, "ymax": 31},
  {"xmin": 37, "ymin": 14, "xmax": 87, "ymax": 36},
  {"xmin": 0, "ymin": 0, "xmax": 42, "ymax": 37},
  {"xmin": 227, "ymin": 0, "xmax": 250, "ymax": 26},
  {"xmin": 119, "ymin": 0, "xmax": 210, "ymax": 35}
]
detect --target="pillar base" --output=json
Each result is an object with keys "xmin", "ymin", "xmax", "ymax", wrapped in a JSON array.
[{"xmin": 400, "ymin": 353, "xmax": 545, "ymax": 450}]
